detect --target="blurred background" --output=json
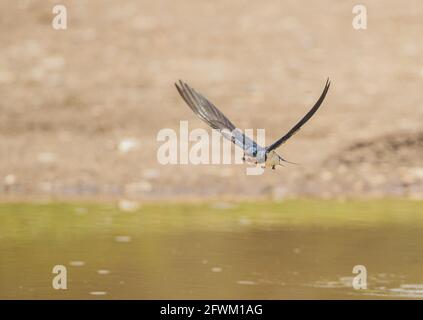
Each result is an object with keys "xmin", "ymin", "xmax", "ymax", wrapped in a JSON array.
[
  {"xmin": 0, "ymin": 0, "xmax": 422, "ymax": 200},
  {"xmin": 1, "ymin": 0, "xmax": 423, "ymax": 300}
]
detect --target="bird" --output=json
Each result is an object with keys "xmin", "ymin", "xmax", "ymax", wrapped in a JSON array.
[{"xmin": 175, "ymin": 78, "xmax": 330, "ymax": 170}]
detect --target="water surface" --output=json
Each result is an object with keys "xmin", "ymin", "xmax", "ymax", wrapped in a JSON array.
[{"xmin": 1, "ymin": 200, "xmax": 422, "ymax": 299}]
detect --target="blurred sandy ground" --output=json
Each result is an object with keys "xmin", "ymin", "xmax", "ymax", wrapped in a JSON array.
[{"xmin": 0, "ymin": 0, "xmax": 422, "ymax": 200}]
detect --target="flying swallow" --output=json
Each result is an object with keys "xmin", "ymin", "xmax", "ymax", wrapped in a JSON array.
[{"xmin": 175, "ymin": 79, "xmax": 330, "ymax": 169}]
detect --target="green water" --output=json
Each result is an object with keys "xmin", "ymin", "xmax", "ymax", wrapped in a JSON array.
[{"xmin": 1, "ymin": 200, "xmax": 423, "ymax": 299}]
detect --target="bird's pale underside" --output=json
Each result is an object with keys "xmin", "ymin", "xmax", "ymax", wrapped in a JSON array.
[{"xmin": 175, "ymin": 79, "xmax": 331, "ymax": 170}]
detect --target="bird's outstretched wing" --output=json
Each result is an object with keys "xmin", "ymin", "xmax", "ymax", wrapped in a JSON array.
[
  {"xmin": 175, "ymin": 80, "xmax": 265, "ymax": 156},
  {"xmin": 266, "ymin": 78, "xmax": 330, "ymax": 152}
]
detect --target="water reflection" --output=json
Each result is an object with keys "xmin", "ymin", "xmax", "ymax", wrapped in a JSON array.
[{"xmin": 0, "ymin": 201, "xmax": 422, "ymax": 299}]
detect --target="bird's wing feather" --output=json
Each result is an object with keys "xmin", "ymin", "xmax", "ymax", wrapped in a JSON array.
[
  {"xmin": 266, "ymin": 78, "xmax": 330, "ymax": 152},
  {"xmin": 175, "ymin": 80, "xmax": 265, "ymax": 156}
]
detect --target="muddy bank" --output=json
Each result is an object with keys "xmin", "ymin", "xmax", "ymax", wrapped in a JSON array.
[{"xmin": 0, "ymin": 0, "xmax": 422, "ymax": 199}]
